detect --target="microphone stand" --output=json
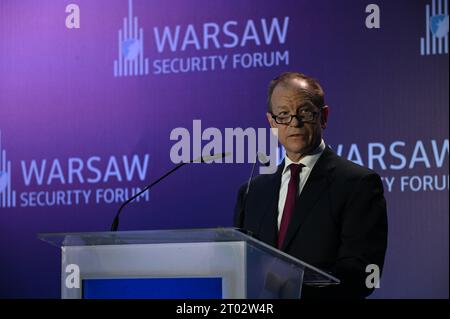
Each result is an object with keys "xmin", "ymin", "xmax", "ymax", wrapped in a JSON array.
[
  {"xmin": 236, "ymin": 152, "xmax": 270, "ymax": 234},
  {"xmin": 110, "ymin": 153, "xmax": 229, "ymax": 231},
  {"xmin": 110, "ymin": 162, "xmax": 188, "ymax": 231}
]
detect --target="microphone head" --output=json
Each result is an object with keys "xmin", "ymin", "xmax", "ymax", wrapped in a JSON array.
[
  {"xmin": 192, "ymin": 152, "xmax": 232, "ymax": 163},
  {"xmin": 257, "ymin": 152, "xmax": 271, "ymax": 167}
]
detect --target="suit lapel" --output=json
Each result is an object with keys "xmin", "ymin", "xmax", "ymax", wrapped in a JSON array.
[
  {"xmin": 281, "ymin": 147, "xmax": 337, "ymax": 251},
  {"xmin": 255, "ymin": 161, "xmax": 284, "ymax": 247}
]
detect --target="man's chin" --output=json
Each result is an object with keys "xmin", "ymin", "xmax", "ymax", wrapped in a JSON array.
[
  {"xmin": 284, "ymin": 142, "xmax": 307, "ymax": 152},
  {"xmin": 284, "ymin": 146, "xmax": 309, "ymax": 158}
]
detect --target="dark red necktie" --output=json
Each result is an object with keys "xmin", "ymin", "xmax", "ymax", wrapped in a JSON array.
[{"xmin": 278, "ymin": 163, "xmax": 303, "ymax": 249}]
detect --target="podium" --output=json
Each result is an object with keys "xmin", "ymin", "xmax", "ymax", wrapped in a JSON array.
[{"xmin": 39, "ymin": 228, "xmax": 339, "ymax": 299}]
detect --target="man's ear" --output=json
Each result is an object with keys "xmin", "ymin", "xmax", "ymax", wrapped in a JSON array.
[
  {"xmin": 320, "ymin": 105, "xmax": 329, "ymax": 129},
  {"xmin": 266, "ymin": 112, "xmax": 276, "ymax": 128}
]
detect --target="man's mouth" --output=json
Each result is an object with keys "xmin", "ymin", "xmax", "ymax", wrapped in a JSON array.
[{"xmin": 288, "ymin": 133, "xmax": 304, "ymax": 137}]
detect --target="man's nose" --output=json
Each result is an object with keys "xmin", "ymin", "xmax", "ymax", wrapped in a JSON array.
[{"xmin": 289, "ymin": 115, "xmax": 303, "ymax": 128}]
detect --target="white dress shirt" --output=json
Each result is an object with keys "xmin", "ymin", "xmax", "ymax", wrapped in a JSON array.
[{"xmin": 277, "ymin": 139, "xmax": 326, "ymax": 229}]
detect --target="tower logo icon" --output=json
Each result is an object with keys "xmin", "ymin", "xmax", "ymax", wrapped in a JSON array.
[
  {"xmin": 421, "ymin": 0, "xmax": 449, "ymax": 55},
  {"xmin": 114, "ymin": 0, "xmax": 150, "ymax": 77},
  {"xmin": 0, "ymin": 131, "xmax": 16, "ymax": 208}
]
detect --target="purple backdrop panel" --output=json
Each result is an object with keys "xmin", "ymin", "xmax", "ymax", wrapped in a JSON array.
[{"xmin": 0, "ymin": 0, "xmax": 448, "ymax": 298}]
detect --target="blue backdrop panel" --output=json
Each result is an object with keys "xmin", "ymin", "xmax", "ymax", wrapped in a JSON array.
[{"xmin": 82, "ymin": 277, "xmax": 222, "ymax": 299}]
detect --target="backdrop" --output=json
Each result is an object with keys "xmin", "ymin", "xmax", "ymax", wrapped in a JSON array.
[{"xmin": 0, "ymin": 0, "xmax": 448, "ymax": 298}]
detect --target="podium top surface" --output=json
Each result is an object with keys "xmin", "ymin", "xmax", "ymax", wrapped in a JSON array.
[
  {"xmin": 39, "ymin": 228, "xmax": 257, "ymax": 247},
  {"xmin": 38, "ymin": 227, "xmax": 339, "ymax": 285}
]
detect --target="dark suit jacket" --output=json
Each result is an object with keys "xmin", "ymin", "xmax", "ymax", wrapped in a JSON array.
[{"xmin": 234, "ymin": 146, "xmax": 388, "ymax": 299}]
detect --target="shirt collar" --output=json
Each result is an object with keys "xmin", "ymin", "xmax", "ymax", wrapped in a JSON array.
[{"xmin": 283, "ymin": 139, "xmax": 326, "ymax": 175}]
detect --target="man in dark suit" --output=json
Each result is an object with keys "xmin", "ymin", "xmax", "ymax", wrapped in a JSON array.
[{"xmin": 234, "ymin": 72, "xmax": 388, "ymax": 299}]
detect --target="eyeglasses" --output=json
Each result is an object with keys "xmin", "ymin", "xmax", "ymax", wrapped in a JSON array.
[{"xmin": 271, "ymin": 109, "xmax": 321, "ymax": 125}]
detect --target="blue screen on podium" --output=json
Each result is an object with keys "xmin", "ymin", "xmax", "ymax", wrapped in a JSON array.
[{"xmin": 82, "ymin": 277, "xmax": 222, "ymax": 299}]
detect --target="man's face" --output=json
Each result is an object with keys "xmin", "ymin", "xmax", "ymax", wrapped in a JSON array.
[{"xmin": 266, "ymin": 79, "xmax": 328, "ymax": 158}]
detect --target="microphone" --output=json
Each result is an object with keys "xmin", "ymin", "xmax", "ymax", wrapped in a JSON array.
[
  {"xmin": 257, "ymin": 152, "xmax": 271, "ymax": 168},
  {"xmin": 236, "ymin": 152, "xmax": 270, "ymax": 231},
  {"xmin": 110, "ymin": 152, "xmax": 230, "ymax": 231}
]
